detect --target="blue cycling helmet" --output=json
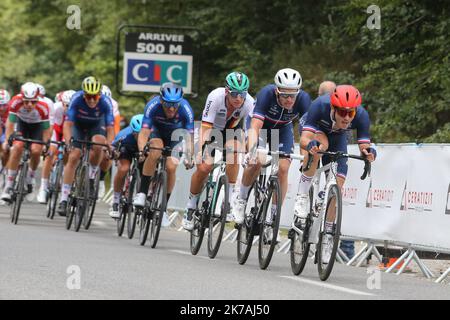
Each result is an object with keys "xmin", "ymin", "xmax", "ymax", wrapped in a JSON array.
[
  {"xmin": 130, "ymin": 114, "xmax": 144, "ymax": 133},
  {"xmin": 160, "ymin": 82, "xmax": 183, "ymax": 103}
]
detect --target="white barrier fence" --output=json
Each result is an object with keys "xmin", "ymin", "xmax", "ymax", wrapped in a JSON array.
[{"xmin": 103, "ymin": 143, "xmax": 450, "ymax": 283}]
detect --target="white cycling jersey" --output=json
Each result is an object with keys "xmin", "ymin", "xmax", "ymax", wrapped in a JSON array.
[
  {"xmin": 41, "ymin": 96, "xmax": 55, "ymax": 126},
  {"xmin": 53, "ymin": 101, "xmax": 65, "ymax": 127},
  {"xmin": 111, "ymin": 97, "xmax": 119, "ymax": 117},
  {"xmin": 201, "ymin": 88, "xmax": 254, "ymax": 130}
]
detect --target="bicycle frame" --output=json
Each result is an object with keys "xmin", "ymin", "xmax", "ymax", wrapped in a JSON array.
[{"xmin": 306, "ymin": 161, "xmax": 338, "ymax": 245}]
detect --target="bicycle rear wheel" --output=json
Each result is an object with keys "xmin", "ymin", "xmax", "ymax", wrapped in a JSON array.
[
  {"xmin": 74, "ymin": 165, "xmax": 89, "ymax": 232},
  {"xmin": 127, "ymin": 168, "xmax": 140, "ymax": 239},
  {"xmin": 84, "ymin": 170, "xmax": 100, "ymax": 230},
  {"xmin": 149, "ymin": 171, "xmax": 167, "ymax": 248},
  {"xmin": 317, "ymin": 184, "xmax": 342, "ymax": 281},
  {"xmin": 207, "ymin": 175, "xmax": 229, "ymax": 259},
  {"xmin": 258, "ymin": 178, "xmax": 281, "ymax": 270},
  {"xmin": 11, "ymin": 163, "xmax": 27, "ymax": 225},
  {"xmin": 237, "ymin": 184, "xmax": 257, "ymax": 265}
]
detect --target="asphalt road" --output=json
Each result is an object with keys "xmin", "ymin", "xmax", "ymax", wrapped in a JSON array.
[{"xmin": 1, "ymin": 199, "xmax": 450, "ymax": 300}]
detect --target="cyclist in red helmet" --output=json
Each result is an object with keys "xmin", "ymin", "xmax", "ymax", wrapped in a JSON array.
[{"xmin": 294, "ymin": 84, "xmax": 377, "ymax": 262}]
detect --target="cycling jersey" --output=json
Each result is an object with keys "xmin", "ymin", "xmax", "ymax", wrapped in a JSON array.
[
  {"xmin": 113, "ymin": 126, "xmax": 136, "ymax": 147},
  {"xmin": 52, "ymin": 102, "xmax": 65, "ymax": 142},
  {"xmin": 251, "ymin": 84, "xmax": 311, "ymax": 129},
  {"xmin": 301, "ymin": 94, "xmax": 372, "ymax": 178},
  {"xmin": 201, "ymin": 88, "xmax": 254, "ymax": 130},
  {"xmin": 66, "ymin": 91, "xmax": 114, "ymax": 127},
  {"xmin": 301, "ymin": 94, "xmax": 371, "ymax": 144},
  {"xmin": 8, "ymin": 94, "xmax": 50, "ymax": 129},
  {"xmin": 142, "ymin": 96, "xmax": 194, "ymax": 135},
  {"xmin": 41, "ymin": 96, "xmax": 55, "ymax": 126},
  {"xmin": 111, "ymin": 97, "xmax": 121, "ymax": 135}
]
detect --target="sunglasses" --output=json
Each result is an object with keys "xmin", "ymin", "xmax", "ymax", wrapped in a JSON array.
[
  {"xmin": 23, "ymin": 99, "xmax": 38, "ymax": 104},
  {"xmin": 162, "ymin": 101, "xmax": 180, "ymax": 108},
  {"xmin": 334, "ymin": 107, "xmax": 356, "ymax": 118},
  {"xmin": 276, "ymin": 89, "xmax": 299, "ymax": 99},
  {"xmin": 84, "ymin": 94, "xmax": 100, "ymax": 101},
  {"xmin": 228, "ymin": 90, "xmax": 247, "ymax": 99}
]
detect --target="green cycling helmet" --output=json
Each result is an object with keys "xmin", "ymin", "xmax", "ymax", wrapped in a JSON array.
[{"xmin": 225, "ymin": 72, "xmax": 249, "ymax": 92}]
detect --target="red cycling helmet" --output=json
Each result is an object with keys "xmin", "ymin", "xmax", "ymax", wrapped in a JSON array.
[{"xmin": 330, "ymin": 85, "xmax": 362, "ymax": 108}]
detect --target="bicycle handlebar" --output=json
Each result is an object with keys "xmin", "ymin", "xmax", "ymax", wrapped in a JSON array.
[
  {"xmin": 70, "ymin": 138, "xmax": 110, "ymax": 148},
  {"xmin": 304, "ymin": 151, "xmax": 371, "ymax": 180},
  {"xmin": 11, "ymin": 136, "xmax": 48, "ymax": 146}
]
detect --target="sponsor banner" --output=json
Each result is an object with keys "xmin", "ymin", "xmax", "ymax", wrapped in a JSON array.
[
  {"xmin": 342, "ymin": 144, "xmax": 450, "ymax": 249},
  {"xmin": 122, "ymin": 52, "xmax": 193, "ymax": 93},
  {"xmin": 122, "ymin": 30, "xmax": 195, "ymax": 93},
  {"xmin": 169, "ymin": 144, "xmax": 450, "ymax": 250}
]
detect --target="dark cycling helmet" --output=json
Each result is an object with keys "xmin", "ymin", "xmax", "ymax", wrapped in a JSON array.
[
  {"xmin": 160, "ymin": 82, "xmax": 183, "ymax": 103},
  {"xmin": 330, "ymin": 85, "xmax": 362, "ymax": 108},
  {"xmin": 130, "ymin": 114, "xmax": 144, "ymax": 133}
]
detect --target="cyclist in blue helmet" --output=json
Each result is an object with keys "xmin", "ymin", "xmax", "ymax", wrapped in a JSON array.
[
  {"xmin": 133, "ymin": 83, "xmax": 195, "ymax": 216},
  {"xmin": 108, "ymin": 114, "xmax": 144, "ymax": 218}
]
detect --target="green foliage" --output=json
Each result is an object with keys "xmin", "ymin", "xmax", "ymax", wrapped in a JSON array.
[{"xmin": 0, "ymin": 0, "xmax": 448, "ymax": 142}]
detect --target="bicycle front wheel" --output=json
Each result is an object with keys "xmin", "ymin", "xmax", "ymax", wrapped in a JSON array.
[
  {"xmin": 84, "ymin": 170, "xmax": 100, "ymax": 230},
  {"xmin": 237, "ymin": 184, "xmax": 257, "ymax": 265},
  {"xmin": 74, "ymin": 165, "xmax": 89, "ymax": 232},
  {"xmin": 127, "ymin": 168, "xmax": 140, "ymax": 239},
  {"xmin": 317, "ymin": 184, "xmax": 342, "ymax": 281},
  {"xmin": 290, "ymin": 188, "xmax": 313, "ymax": 275},
  {"xmin": 207, "ymin": 175, "xmax": 229, "ymax": 259},
  {"xmin": 258, "ymin": 178, "xmax": 281, "ymax": 270},
  {"xmin": 11, "ymin": 163, "xmax": 27, "ymax": 225},
  {"xmin": 138, "ymin": 208, "xmax": 151, "ymax": 246},
  {"xmin": 48, "ymin": 161, "xmax": 63, "ymax": 220},
  {"xmin": 149, "ymin": 171, "xmax": 167, "ymax": 248},
  {"xmin": 190, "ymin": 186, "xmax": 209, "ymax": 255}
]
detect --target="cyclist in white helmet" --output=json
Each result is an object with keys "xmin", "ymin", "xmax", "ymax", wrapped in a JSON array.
[
  {"xmin": 232, "ymin": 68, "xmax": 312, "ymax": 232},
  {"xmin": 1, "ymin": 82, "xmax": 52, "ymax": 201},
  {"xmin": 37, "ymin": 90, "xmax": 75, "ymax": 203},
  {"xmin": 0, "ymin": 89, "xmax": 11, "ymax": 172}
]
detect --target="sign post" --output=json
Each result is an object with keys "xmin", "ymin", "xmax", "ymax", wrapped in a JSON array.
[{"xmin": 116, "ymin": 25, "xmax": 200, "ymax": 99}]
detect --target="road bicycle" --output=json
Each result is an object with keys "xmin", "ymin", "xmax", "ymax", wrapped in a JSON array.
[
  {"xmin": 289, "ymin": 151, "xmax": 370, "ymax": 281},
  {"xmin": 237, "ymin": 149, "xmax": 304, "ymax": 269},
  {"xmin": 8, "ymin": 136, "xmax": 47, "ymax": 225},
  {"xmin": 65, "ymin": 138, "xmax": 109, "ymax": 232},
  {"xmin": 46, "ymin": 140, "xmax": 65, "ymax": 220}
]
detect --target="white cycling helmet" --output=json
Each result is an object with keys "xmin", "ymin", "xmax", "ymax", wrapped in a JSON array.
[
  {"xmin": 35, "ymin": 83, "xmax": 46, "ymax": 96},
  {"xmin": 0, "ymin": 89, "xmax": 11, "ymax": 104},
  {"xmin": 62, "ymin": 90, "xmax": 76, "ymax": 105},
  {"xmin": 101, "ymin": 85, "xmax": 112, "ymax": 98},
  {"xmin": 21, "ymin": 82, "xmax": 40, "ymax": 100},
  {"xmin": 274, "ymin": 68, "xmax": 302, "ymax": 90}
]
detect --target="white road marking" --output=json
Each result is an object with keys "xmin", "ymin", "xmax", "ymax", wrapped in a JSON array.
[
  {"xmin": 170, "ymin": 250, "xmax": 212, "ymax": 260},
  {"xmin": 279, "ymin": 276, "xmax": 376, "ymax": 297}
]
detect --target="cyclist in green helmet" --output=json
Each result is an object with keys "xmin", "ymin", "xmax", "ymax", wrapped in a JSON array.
[{"xmin": 182, "ymin": 72, "xmax": 254, "ymax": 230}]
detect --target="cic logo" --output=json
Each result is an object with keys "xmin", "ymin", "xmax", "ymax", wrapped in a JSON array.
[{"xmin": 127, "ymin": 59, "xmax": 188, "ymax": 87}]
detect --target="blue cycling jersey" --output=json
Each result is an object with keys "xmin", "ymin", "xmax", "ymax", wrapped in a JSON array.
[
  {"xmin": 67, "ymin": 91, "xmax": 114, "ymax": 127},
  {"xmin": 251, "ymin": 84, "xmax": 311, "ymax": 129},
  {"xmin": 302, "ymin": 94, "xmax": 371, "ymax": 144},
  {"xmin": 142, "ymin": 96, "xmax": 195, "ymax": 135},
  {"xmin": 112, "ymin": 126, "xmax": 137, "ymax": 147}
]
